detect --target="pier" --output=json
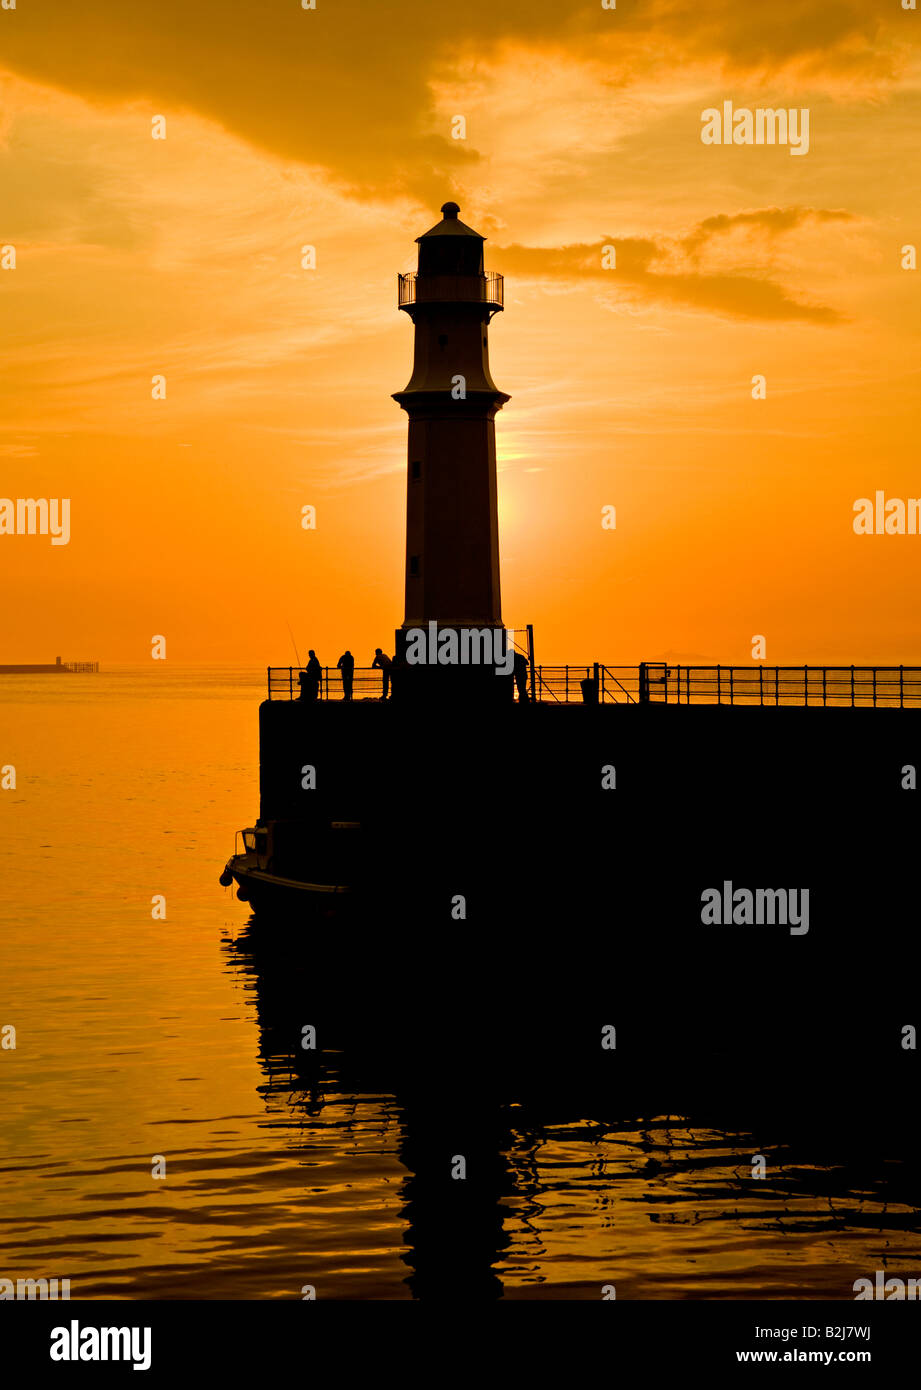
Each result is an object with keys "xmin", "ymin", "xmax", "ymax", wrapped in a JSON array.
[{"xmin": 0, "ymin": 657, "xmax": 99, "ymax": 674}]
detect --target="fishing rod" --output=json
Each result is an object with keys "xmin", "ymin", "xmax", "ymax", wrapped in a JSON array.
[{"xmin": 285, "ymin": 621, "xmax": 303, "ymax": 670}]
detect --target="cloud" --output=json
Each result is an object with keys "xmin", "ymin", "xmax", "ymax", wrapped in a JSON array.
[
  {"xmin": 493, "ymin": 219, "xmax": 846, "ymax": 324},
  {"xmin": 603, "ymin": 0, "xmax": 910, "ymax": 83},
  {"xmin": 0, "ymin": 0, "xmax": 913, "ymax": 205},
  {"xmin": 683, "ymin": 207, "xmax": 856, "ymax": 257}
]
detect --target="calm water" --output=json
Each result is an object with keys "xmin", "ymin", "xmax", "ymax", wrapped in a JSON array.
[{"xmin": 1, "ymin": 667, "xmax": 919, "ymax": 1298}]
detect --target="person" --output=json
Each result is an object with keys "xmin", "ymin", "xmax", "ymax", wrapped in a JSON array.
[
  {"xmin": 372, "ymin": 647, "xmax": 392, "ymax": 700},
  {"xmin": 298, "ymin": 649, "xmax": 322, "ymax": 701},
  {"xmin": 337, "ymin": 649, "xmax": 355, "ymax": 701},
  {"xmin": 513, "ymin": 649, "xmax": 530, "ymax": 703}
]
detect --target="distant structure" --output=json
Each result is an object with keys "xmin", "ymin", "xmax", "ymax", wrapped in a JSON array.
[
  {"xmin": 0, "ymin": 657, "xmax": 99, "ymax": 674},
  {"xmin": 394, "ymin": 202, "xmax": 508, "ymax": 670}
]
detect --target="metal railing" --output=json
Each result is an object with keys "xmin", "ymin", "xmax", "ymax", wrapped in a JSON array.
[
  {"xmin": 397, "ymin": 271, "xmax": 504, "ymax": 309},
  {"xmin": 639, "ymin": 664, "xmax": 921, "ymax": 707},
  {"xmin": 268, "ymin": 667, "xmax": 390, "ymax": 701},
  {"xmin": 266, "ymin": 664, "xmax": 921, "ymax": 707},
  {"xmin": 533, "ymin": 666, "xmax": 639, "ymax": 704},
  {"xmin": 267, "ymin": 662, "xmax": 638, "ymax": 703}
]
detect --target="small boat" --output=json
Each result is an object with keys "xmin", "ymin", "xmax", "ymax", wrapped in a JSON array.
[{"xmin": 219, "ymin": 821, "xmax": 359, "ymax": 915}]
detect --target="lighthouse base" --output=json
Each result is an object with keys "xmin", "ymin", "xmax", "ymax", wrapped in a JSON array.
[{"xmin": 392, "ymin": 623, "xmax": 515, "ymax": 704}]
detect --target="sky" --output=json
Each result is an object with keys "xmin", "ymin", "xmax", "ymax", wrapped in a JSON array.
[{"xmin": 1, "ymin": 0, "xmax": 920, "ymax": 665}]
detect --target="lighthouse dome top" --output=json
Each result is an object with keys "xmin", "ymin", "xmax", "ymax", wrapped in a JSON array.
[{"xmin": 416, "ymin": 201, "xmax": 484, "ymax": 242}]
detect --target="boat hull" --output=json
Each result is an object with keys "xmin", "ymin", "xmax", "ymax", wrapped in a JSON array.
[{"xmin": 222, "ymin": 854, "xmax": 351, "ymax": 918}]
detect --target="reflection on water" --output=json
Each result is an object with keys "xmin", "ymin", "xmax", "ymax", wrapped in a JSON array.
[
  {"xmin": 496, "ymin": 1121, "xmax": 921, "ymax": 1299},
  {"xmin": 1, "ymin": 669, "xmax": 919, "ymax": 1298},
  {"xmin": 231, "ymin": 923, "xmax": 921, "ymax": 1301}
]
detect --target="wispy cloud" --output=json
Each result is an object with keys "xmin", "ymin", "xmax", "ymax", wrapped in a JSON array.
[
  {"xmin": 683, "ymin": 206, "xmax": 856, "ymax": 257},
  {"xmin": 494, "ymin": 216, "xmax": 847, "ymax": 324}
]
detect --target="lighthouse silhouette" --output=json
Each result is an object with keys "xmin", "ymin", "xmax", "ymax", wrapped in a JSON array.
[{"xmin": 393, "ymin": 202, "xmax": 510, "ymax": 697}]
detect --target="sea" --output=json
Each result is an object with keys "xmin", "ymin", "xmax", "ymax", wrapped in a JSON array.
[{"xmin": 1, "ymin": 667, "xmax": 919, "ymax": 1299}]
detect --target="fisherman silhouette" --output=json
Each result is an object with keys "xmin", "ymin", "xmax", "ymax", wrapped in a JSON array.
[
  {"xmin": 372, "ymin": 647, "xmax": 392, "ymax": 700},
  {"xmin": 299, "ymin": 649, "xmax": 322, "ymax": 702},
  {"xmin": 513, "ymin": 650, "xmax": 530, "ymax": 703},
  {"xmin": 337, "ymin": 650, "xmax": 355, "ymax": 701}
]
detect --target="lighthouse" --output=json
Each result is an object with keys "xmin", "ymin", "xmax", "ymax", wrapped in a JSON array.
[{"xmin": 393, "ymin": 202, "xmax": 508, "ymax": 677}]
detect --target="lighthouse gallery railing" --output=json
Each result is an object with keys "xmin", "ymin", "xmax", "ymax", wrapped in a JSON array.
[{"xmin": 398, "ymin": 271, "xmax": 504, "ymax": 309}]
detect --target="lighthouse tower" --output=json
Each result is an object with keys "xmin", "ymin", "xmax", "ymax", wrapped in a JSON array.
[{"xmin": 393, "ymin": 203, "xmax": 508, "ymax": 674}]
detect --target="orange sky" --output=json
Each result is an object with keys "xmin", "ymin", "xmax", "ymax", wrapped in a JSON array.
[{"xmin": 1, "ymin": 0, "xmax": 920, "ymax": 665}]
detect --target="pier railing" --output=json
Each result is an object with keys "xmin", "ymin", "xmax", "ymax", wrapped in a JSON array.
[
  {"xmin": 638, "ymin": 664, "xmax": 921, "ymax": 708},
  {"xmin": 267, "ymin": 664, "xmax": 921, "ymax": 707},
  {"xmin": 268, "ymin": 667, "xmax": 387, "ymax": 701},
  {"xmin": 533, "ymin": 666, "xmax": 640, "ymax": 704}
]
